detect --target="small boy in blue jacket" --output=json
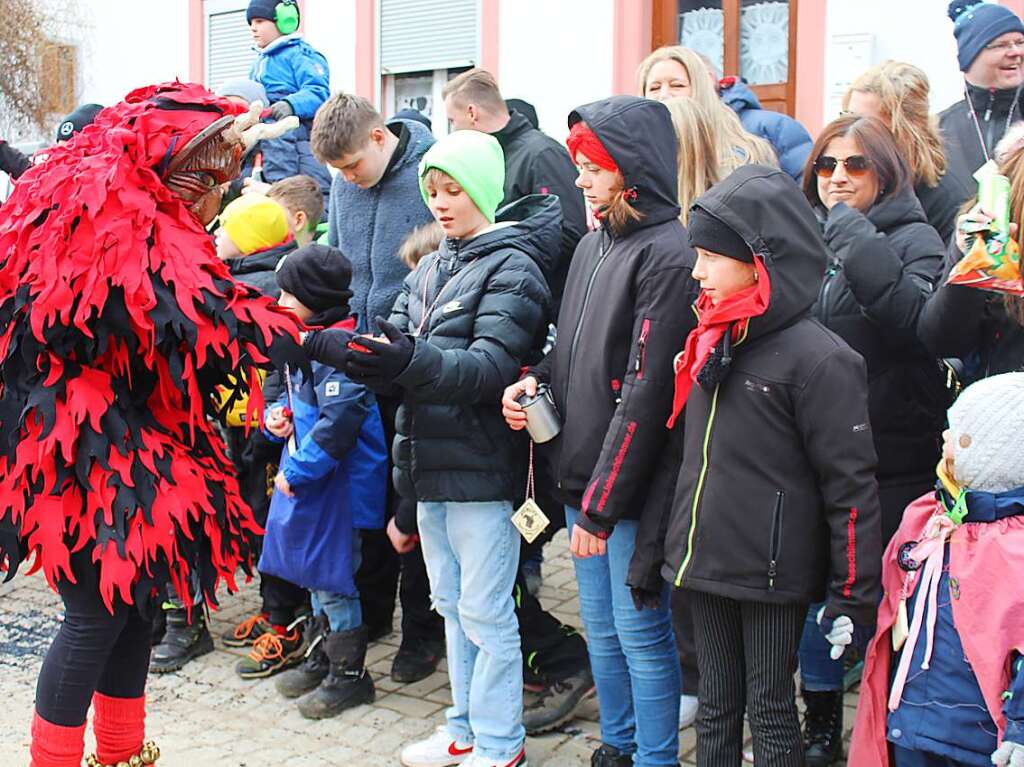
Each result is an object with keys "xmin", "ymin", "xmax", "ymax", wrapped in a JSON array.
[
  {"xmin": 245, "ymin": 0, "xmax": 333, "ymax": 199},
  {"xmin": 259, "ymin": 243, "xmax": 388, "ymax": 720}
]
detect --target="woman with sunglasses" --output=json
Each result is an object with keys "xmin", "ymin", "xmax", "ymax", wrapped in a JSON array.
[{"xmin": 796, "ymin": 114, "xmax": 947, "ymax": 766}]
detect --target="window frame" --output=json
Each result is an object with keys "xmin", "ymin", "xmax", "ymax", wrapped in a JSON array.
[{"xmin": 651, "ymin": 0, "xmax": 799, "ymax": 116}]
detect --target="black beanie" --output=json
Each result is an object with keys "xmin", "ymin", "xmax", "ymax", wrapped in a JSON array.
[
  {"xmin": 276, "ymin": 244, "xmax": 353, "ymax": 314},
  {"xmin": 55, "ymin": 103, "xmax": 104, "ymax": 143},
  {"xmin": 247, "ymin": 0, "xmax": 283, "ymax": 24},
  {"xmin": 687, "ymin": 206, "xmax": 753, "ymax": 263}
]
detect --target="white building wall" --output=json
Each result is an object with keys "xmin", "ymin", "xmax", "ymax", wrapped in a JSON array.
[
  {"xmin": 498, "ymin": 0, "xmax": 615, "ymax": 141},
  {"xmin": 824, "ymin": 0, "xmax": 964, "ymax": 124},
  {"xmin": 304, "ymin": 0, "xmax": 359, "ymax": 94}
]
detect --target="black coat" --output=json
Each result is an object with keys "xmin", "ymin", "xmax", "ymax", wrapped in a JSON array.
[
  {"xmin": 530, "ymin": 96, "xmax": 700, "ymax": 545},
  {"xmin": 939, "ymin": 83, "xmax": 1024, "ymax": 201},
  {"xmin": 388, "ymin": 194, "xmax": 556, "ymax": 502},
  {"xmin": 814, "ymin": 188, "xmax": 947, "ymax": 484},
  {"xmin": 493, "ymin": 110, "xmax": 588, "ymax": 307},
  {"xmin": 227, "ymin": 240, "xmax": 297, "ymax": 300},
  {"xmin": 0, "ymin": 141, "xmax": 32, "ymax": 180},
  {"xmin": 915, "ymin": 172, "xmax": 963, "ymax": 247},
  {"xmin": 918, "ymin": 239, "xmax": 1024, "ymax": 383},
  {"xmin": 663, "ymin": 166, "xmax": 882, "ymax": 625}
]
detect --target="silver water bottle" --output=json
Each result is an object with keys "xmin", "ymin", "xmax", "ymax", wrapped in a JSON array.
[{"xmin": 516, "ymin": 384, "xmax": 562, "ymax": 443}]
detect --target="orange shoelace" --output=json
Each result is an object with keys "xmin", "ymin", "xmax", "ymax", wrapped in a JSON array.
[
  {"xmin": 233, "ymin": 613, "xmax": 267, "ymax": 640},
  {"xmin": 249, "ymin": 631, "xmax": 286, "ymax": 662}
]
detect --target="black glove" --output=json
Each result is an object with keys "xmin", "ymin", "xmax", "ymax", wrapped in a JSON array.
[
  {"xmin": 345, "ymin": 316, "xmax": 414, "ymax": 384},
  {"xmin": 270, "ymin": 100, "xmax": 295, "ymax": 120},
  {"xmin": 823, "ymin": 201, "xmax": 877, "ymax": 258},
  {"xmin": 630, "ymin": 586, "xmax": 662, "ymax": 612},
  {"xmin": 303, "ymin": 327, "xmax": 356, "ymax": 370}
]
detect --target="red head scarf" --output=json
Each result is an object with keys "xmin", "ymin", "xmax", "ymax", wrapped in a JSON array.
[
  {"xmin": 566, "ymin": 122, "xmax": 619, "ymax": 173},
  {"xmin": 666, "ymin": 256, "xmax": 771, "ymax": 427}
]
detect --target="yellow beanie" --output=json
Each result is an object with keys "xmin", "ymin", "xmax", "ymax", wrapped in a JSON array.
[{"xmin": 220, "ymin": 194, "xmax": 290, "ymax": 255}]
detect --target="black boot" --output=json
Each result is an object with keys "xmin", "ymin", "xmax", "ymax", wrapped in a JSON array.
[
  {"xmin": 149, "ymin": 605, "xmax": 214, "ymax": 674},
  {"xmin": 390, "ymin": 638, "xmax": 444, "ymax": 684},
  {"xmin": 802, "ymin": 688, "xmax": 844, "ymax": 766},
  {"xmin": 297, "ymin": 626, "xmax": 375, "ymax": 719},
  {"xmin": 276, "ymin": 615, "xmax": 331, "ymax": 699},
  {"xmin": 590, "ymin": 743, "xmax": 634, "ymax": 767}
]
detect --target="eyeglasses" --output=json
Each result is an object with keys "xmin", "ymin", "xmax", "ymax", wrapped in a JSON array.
[
  {"xmin": 985, "ymin": 38, "xmax": 1024, "ymax": 53},
  {"xmin": 813, "ymin": 154, "xmax": 871, "ymax": 178}
]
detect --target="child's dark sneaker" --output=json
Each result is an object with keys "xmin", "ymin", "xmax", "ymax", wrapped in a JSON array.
[
  {"xmin": 399, "ymin": 726, "xmax": 474, "ymax": 767},
  {"xmin": 589, "ymin": 744, "xmax": 633, "ymax": 767},
  {"xmin": 235, "ymin": 628, "xmax": 306, "ymax": 679},
  {"xmin": 222, "ymin": 613, "xmax": 274, "ymax": 648},
  {"xmin": 391, "ymin": 638, "xmax": 444, "ymax": 684},
  {"xmin": 523, "ymin": 665, "xmax": 595, "ymax": 734},
  {"xmin": 149, "ymin": 607, "xmax": 213, "ymax": 674}
]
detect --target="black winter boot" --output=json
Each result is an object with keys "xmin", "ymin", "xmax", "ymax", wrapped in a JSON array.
[
  {"xmin": 802, "ymin": 688, "xmax": 844, "ymax": 766},
  {"xmin": 276, "ymin": 615, "xmax": 331, "ymax": 699},
  {"xmin": 149, "ymin": 604, "xmax": 214, "ymax": 674},
  {"xmin": 297, "ymin": 626, "xmax": 375, "ymax": 719},
  {"xmin": 590, "ymin": 743, "xmax": 634, "ymax": 767}
]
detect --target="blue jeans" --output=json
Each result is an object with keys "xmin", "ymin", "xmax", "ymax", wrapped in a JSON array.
[
  {"xmin": 798, "ymin": 601, "xmax": 845, "ymax": 691},
  {"xmin": 566, "ymin": 507, "xmax": 680, "ymax": 766},
  {"xmin": 418, "ymin": 501, "xmax": 524, "ymax": 761},
  {"xmin": 312, "ymin": 531, "xmax": 362, "ymax": 633}
]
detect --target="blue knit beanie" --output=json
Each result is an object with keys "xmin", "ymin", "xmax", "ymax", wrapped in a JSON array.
[
  {"xmin": 246, "ymin": 0, "xmax": 281, "ymax": 24},
  {"xmin": 949, "ymin": 1, "xmax": 1024, "ymax": 71}
]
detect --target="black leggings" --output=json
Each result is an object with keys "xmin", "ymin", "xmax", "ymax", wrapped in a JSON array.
[
  {"xmin": 690, "ymin": 591, "xmax": 807, "ymax": 767},
  {"xmin": 36, "ymin": 551, "xmax": 152, "ymax": 726}
]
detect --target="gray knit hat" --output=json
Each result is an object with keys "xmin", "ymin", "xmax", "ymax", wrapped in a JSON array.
[
  {"xmin": 948, "ymin": 372, "xmax": 1024, "ymax": 493},
  {"xmin": 216, "ymin": 79, "xmax": 268, "ymax": 106}
]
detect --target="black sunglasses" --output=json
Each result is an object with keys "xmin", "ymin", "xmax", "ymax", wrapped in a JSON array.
[{"xmin": 814, "ymin": 154, "xmax": 871, "ymax": 178}]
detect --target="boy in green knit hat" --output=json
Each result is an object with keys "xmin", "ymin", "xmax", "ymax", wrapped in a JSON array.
[{"xmin": 303, "ymin": 129, "xmax": 562, "ymax": 767}]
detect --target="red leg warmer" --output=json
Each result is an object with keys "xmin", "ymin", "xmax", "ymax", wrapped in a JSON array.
[
  {"xmin": 91, "ymin": 692, "xmax": 146, "ymax": 764},
  {"xmin": 29, "ymin": 711, "xmax": 86, "ymax": 767}
]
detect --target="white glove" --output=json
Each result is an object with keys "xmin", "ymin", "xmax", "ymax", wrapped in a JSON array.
[
  {"xmin": 992, "ymin": 739, "xmax": 1024, "ymax": 767},
  {"xmin": 817, "ymin": 606, "xmax": 854, "ymax": 661}
]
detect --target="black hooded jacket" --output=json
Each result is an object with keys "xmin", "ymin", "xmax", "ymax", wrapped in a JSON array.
[
  {"xmin": 662, "ymin": 166, "xmax": 882, "ymax": 624},
  {"xmin": 814, "ymin": 187, "xmax": 947, "ymax": 487},
  {"xmin": 387, "ymin": 194, "xmax": 557, "ymax": 502},
  {"xmin": 227, "ymin": 239, "xmax": 297, "ymax": 300},
  {"xmin": 493, "ymin": 110, "xmax": 588, "ymax": 307},
  {"xmin": 530, "ymin": 96, "xmax": 700, "ymax": 541},
  {"xmin": 939, "ymin": 83, "xmax": 1024, "ymax": 200}
]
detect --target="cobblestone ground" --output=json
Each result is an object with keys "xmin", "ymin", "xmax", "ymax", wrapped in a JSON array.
[{"xmin": 0, "ymin": 529, "xmax": 858, "ymax": 765}]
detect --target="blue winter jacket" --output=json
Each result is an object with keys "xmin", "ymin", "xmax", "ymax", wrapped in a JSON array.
[
  {"xmin": 328, "ymin": 120, "xmax": 436, "ymax": 331},
  {"xmin": 720, "ymin": 78, "xmax": 813, "ymax": 181},
  {"xmin": 250, "ymin": 34, "xmax": 329, "ymax": 119},
  {"xmin": 886, "ymin": 485, "xmax": 1024, "ymax": 765},
  {"xmin": 248, "ymin": 35, "xmax": 333, "ymax": 199},
  {"xmin": 258, "ymin": 349, "xmax": 388, "ymax": 596}
]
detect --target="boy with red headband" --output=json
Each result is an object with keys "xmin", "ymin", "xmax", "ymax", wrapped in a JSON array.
[{"xmin": 662, "ymin": 164, "xmax": 882, "ymax": 765}]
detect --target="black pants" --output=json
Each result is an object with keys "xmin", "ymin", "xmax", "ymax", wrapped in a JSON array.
[
  {"xmin": 260, "ymin": 573, "xmax": 310, "ymax": 627},
  {"xmin": 690, "ymin": 591, "xmax": 807, "ymax": 767},
  {"xmin": 36, "ymin": 551, "xmax": 152, "ymax": 726},
  {"xmin": 671, "ymin": 588, "xmax": 700, "ymax": 696}
]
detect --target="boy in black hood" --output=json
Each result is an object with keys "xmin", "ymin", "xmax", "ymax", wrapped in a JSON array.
[{"xmin": 662, "ymin": 165, "xmax": 882, "ymax": 765}]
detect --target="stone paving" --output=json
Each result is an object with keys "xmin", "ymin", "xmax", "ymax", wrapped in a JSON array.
[{"xmin": 0, "ymin": 529, "xmax": 858, "ymax": 765}]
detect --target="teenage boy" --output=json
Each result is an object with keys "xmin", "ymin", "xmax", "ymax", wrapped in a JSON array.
[
  {"xmin": 305, "ymin": 129, "xmax": 559, "ymax": 767},
  {"xmin": 311, "ymin": 92, "xmax": 444, "ymax": 683}
]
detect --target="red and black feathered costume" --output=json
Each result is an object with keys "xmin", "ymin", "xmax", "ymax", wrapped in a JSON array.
[{"xmin": 0, "ymin": 81, "xmax": 306, "ymax": 615}]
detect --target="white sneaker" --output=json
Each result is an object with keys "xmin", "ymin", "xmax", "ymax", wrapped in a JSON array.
[
  {"xmin": 678, "ymin": 694, "xmax": 699, "ymax": 729},
  {"xmin": 461, "ymin": 747, "xmax": 527, "ymax": 767},
  {"xmin": 400, "ymin": 726, "xmax": 474, "ymax": 767},
  {"xmin": 742, "ymin": 745, "xmax": 755, "ymax": 763}
]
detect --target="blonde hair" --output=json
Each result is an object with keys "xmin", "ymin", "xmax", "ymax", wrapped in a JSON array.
[
  {"xmin": 663, "ymin": 98, "xmax": 720, "ymax": 225},
  {"xmin": 268, "ymin": 175, "xmax": 323, "ymax": 232},
  {"xmin": 843, "ymin": 61, "xmax": 947, "ymax": 188},
  {"xmin": 398, "ymin": 221, "xmax": 444, "ymax": 270},
  {"xmin": 637, "ymin": 46, "xmax": 777, "ymax": 175},
  {"xmin": 442, "ymin": 68, "xmax": 508, "ymax": 114}
]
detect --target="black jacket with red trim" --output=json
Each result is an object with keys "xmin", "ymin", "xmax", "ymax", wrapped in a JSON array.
[
  {"xmin": 530, "ymin": 95, "xmax": 700, "ymax": 539},
  {"xmin": 662, "ymin": 166, "xmax": 882, "ymax": 624}
]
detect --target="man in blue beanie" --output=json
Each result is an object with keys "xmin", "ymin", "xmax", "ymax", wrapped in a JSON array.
[{"xmin": 940, "ymin": 1, "xmax": 1024, "ymax": 197}]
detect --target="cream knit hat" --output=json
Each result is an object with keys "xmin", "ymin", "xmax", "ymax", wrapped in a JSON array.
[{"xmin": 948, "ymin": 372, "xmax": 1024, "ymax": 493}]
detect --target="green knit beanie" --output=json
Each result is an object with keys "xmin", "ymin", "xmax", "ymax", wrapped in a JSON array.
[{"xmin": 418, "ymin": 130, "xmax": 506, "ymax": 223}]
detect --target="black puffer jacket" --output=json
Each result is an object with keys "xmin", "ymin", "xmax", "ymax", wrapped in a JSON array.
[
  {"xmin": 530, "ymin": 96, "xmax": 700, "ymax": 540},
  {"xmin": 663, "ymin": 166, "xmax": 882, "ymax": 625},
  {"xmin": 227, "ymin": 239, "xmax": 297, "ymax": 300},
  {"xmin": 939, "ymin": 83, "xmax": 1024, "ymax": 200},
  {"xmin": 915, "ymin": 173, "xmax": 963, "ymax": 247},
  {"xmin": 918, "ymin": 238, "xmax": 1024, "ymax": 383},
  {"xmin": 388, "ymin": 194, "xmax": 557, "ymax": 502},
  {"xmin": 814, "ymin": 187, "xmax": 947, "ymax": 483},
  {"xmin": 493, "ymin": 110, "xmax": 588, "ymax": 307}
]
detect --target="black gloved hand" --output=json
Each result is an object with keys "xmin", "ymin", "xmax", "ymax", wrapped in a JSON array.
[
  {"xmin": 270, "ymin": 100, "xmax": 295, "ymax": 120},
  {"xmin": 345, "ymin": 316, "xmax": 414, "ymax": 384},
  {"xmin": 630, "ymin": 586, "xmax": 662, "ymax": 612},
  {"xmin": 303, "ymin": 327, "xmax": 356, "ymax": 370}
]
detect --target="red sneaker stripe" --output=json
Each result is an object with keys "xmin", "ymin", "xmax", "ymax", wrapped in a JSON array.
[{"xmin": 448, "ymin": 742, "xmax": 474, "ymax": 756}]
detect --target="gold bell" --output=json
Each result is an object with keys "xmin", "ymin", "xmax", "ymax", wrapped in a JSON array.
[
  {"xmin": 140, "ymin": 741, "xmax": 161, "ymax": 764},
  {"xmin": 130, "ymin": 755, "xmax": 144, "ymax": 767},
  {"xmin": 117, "ymin": 761, "xmax": 130, "ymax": 767}
]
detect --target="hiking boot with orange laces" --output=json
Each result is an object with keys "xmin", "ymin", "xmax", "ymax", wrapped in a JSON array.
[
  {"xmin": 222, "ymin": 613, "xmax": 274, "ymax": 648},
  {"xmin": 235, "ymin": 627, "xmax": 306, "ymax": 679}
]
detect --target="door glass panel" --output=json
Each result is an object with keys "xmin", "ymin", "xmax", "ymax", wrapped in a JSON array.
[
  {"xmin": 678, "ymin": 1, "xmax": 724, "ymax": 77},
  {"xmin": 740, "ymin": 0, "xmax": 790, "ymax": 84}
]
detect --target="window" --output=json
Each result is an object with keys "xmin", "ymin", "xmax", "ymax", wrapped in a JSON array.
[
  {"xmin": 379, "ymin": 0, "xmax": 478, "ymax": 75},
  {"xmin": 382, "ymin": 67, "xmax": 471, "ymax": 136},
  {"xmin": 652, "ymin": 0, "xmax": 798, "ymax": 115},
  {"xmin": 205, "ymin": 0, "xmax": 257, "ymax": 92},
  {"xmin": 40, "ymin": 42, "xmax": 76, "ymax": 116}
]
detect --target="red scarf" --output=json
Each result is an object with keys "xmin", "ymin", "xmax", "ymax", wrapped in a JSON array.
[
  {"xmin": 666, "ymin": 257, "xmax": 771, "ymax": 427},
  {"xmin": 566, "ymin": 122, "xmax": 618, "ymax": 173}
]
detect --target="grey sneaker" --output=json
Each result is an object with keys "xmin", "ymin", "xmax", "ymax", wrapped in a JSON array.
[{"xmin": 522, "ymin": 666, "xmax": 595, "ymax": 734}]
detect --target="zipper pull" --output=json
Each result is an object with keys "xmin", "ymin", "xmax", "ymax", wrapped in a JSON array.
[
  {"xmin": 985, "ymin": 88, "xmax": 995, "ymax": 121},
  {"xmin": 768, "ymin": 560, "xmax": 777, "ymax": 591}
]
